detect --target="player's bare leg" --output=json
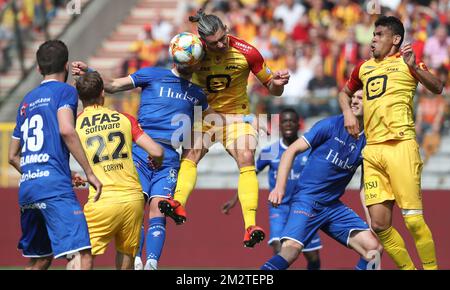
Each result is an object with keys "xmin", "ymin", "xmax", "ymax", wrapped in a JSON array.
[
  {"xmin": 227, "ymin": 134, "xmax": 265, "ymax": 247},
  {"xmin": 348, "ymin": 230, "xmax": 383, "ymax": 270},
  {"xmin": 79, "ymin": 249, "xmax": 93, "ymax": 270},
  {"xmin": 116, "ymin": 252, "xmax": 133, "ymax": 270},
  {"xmin": 26, "ymin": 257, "xmax": 52, "ymax": 270},
  {"xmin": 261, "ymin": 239, "xmax": 302, "ymax": 270},
  {"xmin": 270, "ymin": 240, "xmax": 281, "ymax": 255},
  {"xmin": 369, "ymin": 201, "xmax": 416, "ymax": 270},
  {"xmin": 66, "ymin": 252, "xmax": 81, "ymax": 270},
  {"xmin": 66, "ymin": 250, "xmax": 92, "ymax": 270},
  {"xmin": 303, "ymin": 250, "xmax": 321, "ymax": 270},
  {"xmin": 368, "ymin": 201, "xmax": 394, "ymax": 232},
  {"xmin": 279, "ymin": 240, "xmax": 303, "ymax": 264},
  {"xmin": 271, "ymin": 240, "xmax": 320, "ymax": 269}
]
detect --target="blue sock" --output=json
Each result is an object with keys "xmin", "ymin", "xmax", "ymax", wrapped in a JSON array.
[
  {"xmin": 260, "ymin": 255, "xmax": 289, "ymax": 270},
  {"xmin": 355, "ymin": 257, "xmax": 369, "ymax": 270},
  {"xmin": 307, "ymin": 259, "xmax": 321, "ymax": 270},
  {"xmin": 136, "ymin": 223, "xmax": 145, "ymax": 258},
  {"xmin": 146, "ymin": 217, "xmax": 166, "ymax": 262}
]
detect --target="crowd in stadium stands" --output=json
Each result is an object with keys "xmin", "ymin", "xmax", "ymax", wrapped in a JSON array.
[
  {"xmin": 121, "ymin": 0, "xmax": 450, "ymax": 161},
  {"xmin": 0, "ymin": 0, "xmax": 69, "ymax": 72},
  {"xmin": 121, "ymin": 0, "xmax": 448, "ymax": 120},
  {"xmin": 122, "ymin": 14, "xmax": 173, "ymax": 76},
  {"xmin": 1, "ymin": 0, "xmax": 449, "ymax": 161}
]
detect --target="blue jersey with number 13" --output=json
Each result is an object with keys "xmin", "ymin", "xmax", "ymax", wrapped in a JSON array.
[{"xmin": 13, "ymin": 80, "xmax": 78, "ymax": 205}]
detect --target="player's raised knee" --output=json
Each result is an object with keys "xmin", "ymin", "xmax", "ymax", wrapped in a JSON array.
[
  {"xmin": 237, "ymin": 150, "xmax": 255, "ymax": 166},
  {"xmin": 403, "ymin": 212, "xmax": 425, "ymax": 233},
  {"xmin": 366, "ymin": 236, "xmax": 381, "ymax": 253},
  {"xmin": 279, "ymin": 240, "xmax": 303, "ymax": 263},
  {"xmin": 281, "ymin": 239, "xmax": 303, "ymax": 253},
  {"xmin": 359, "ymin": 232, "xmax": 382, "ymax": 261},
  {"xmin": 370, "ymin": 220, "xmax": 390, "ymax": 233}
]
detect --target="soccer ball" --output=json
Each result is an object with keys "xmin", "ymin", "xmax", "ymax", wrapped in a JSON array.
[{"xmin": 169, "ymin": 32, "xmax": 204, "ymax": 66}]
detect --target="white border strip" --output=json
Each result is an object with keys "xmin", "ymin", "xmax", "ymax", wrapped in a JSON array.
[
  {"xmin": 267, "ymin": 237, "xmax": 280, "ymax": 245},
  {"xmin": 128, "ymin": 75, "xmax": 136, "ymax": 88},
  {"xmin": 54, "ymin": 245, "xmax": 91, "ymax": 259},
  {"xmin": 280, "ymin": 236, "xmax": 305, "ymax": 247},
  {"xmin": 22, "ymin": 252, "xmax": 53, "ymax": 258},
  {"xmin": 149, "ymin": 195, "xmax": 172, "ymax": 200},
  {"xmin": 302, "ymin": 245, "xmax": 323, "ymax": 252}
]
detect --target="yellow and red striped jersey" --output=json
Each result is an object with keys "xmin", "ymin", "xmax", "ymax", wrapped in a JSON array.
[
  {"xmin": 192, "ymin": 35, "xmax": 273, "ymax": 114},
  {"xmin": 76, "ymin": 105, "xmax": 144, "ymax": 203}
]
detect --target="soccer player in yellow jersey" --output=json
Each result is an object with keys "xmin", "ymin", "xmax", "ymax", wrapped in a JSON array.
[
  {"xmin": 159, "ymin": 9, "xmax": 290, "ymax": 247},
  {"xmin": 74, "ymin": 72, "xmax": 164, "ymax": 269},
  {"xmin": 339, "ymin": 16, "xmax": 443, "ymax": 270},
  {"xmin": 72, "ymin": 33, "xmax": 261, "ymax": 269}
]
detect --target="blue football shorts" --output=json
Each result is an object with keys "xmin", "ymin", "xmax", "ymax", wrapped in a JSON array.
[
  {"xmin": 268, "ymin": 202, "xmax": 322, "ymax": 251},
  {"xmin": 281, "ymin": 198, "xmax": 369, "ymax": 248},
  {"xmin": 18, "ymin": 192, "xmax": 91, "ymax": 258},
  {"xmin": 133, "ymin": 142, "xmax": 180, "ymax": 201}
]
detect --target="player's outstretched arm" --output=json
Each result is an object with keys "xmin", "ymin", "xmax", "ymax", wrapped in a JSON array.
[
  {"xmin": 266, "ymin": 69, "xmax": 290, "ymax": 96},
  {"xmin": 71, "ymin": 61, "xmax": 88, "ymax": 76},
  {"xmin": 135, "ymin": 133, "xmax": 164, "ymax": 169},
  {"xmin": 339, "ymin": 86, "xmax": 360, "ymax": 139},
  {"xmin": 71, "ymin": 61, "xmax": 135, "ymax": 94},
  {"xmin": 104, "ymin": 76, "xmax": 135, "ymax": 94},
  {"xmin": 270, "ymin": 137, "xmax": 309, "ymax": 206},
  {"xmin": 8, "ymin": 138, "xmax": 21, "ymax": 173},
  {"xmin": 401, "ymin": 44, "xmax": 443, "ymax": 94},
  {"xmin": 58, "ymin": 108, "xmax": 103, "ymax": 201}
]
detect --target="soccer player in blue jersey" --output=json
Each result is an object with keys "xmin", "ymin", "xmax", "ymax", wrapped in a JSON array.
[
  {"xmin": 72, "ymin": 33, "xmax": 259, "ymax": 270},
  {"xmin": 222, "ymin": 108, "xmax": 322, "ymax": 270},
  {"xmin": 261, "ymin": 90, "xmax": 382, "ymax": 270},
  {"xmin": 8, "ymin": 40, "xmax": 102, "ymax": 270}
]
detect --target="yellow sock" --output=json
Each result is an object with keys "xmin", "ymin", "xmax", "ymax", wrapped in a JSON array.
[
  {"xmin": 404, "ymin": 214, "xmax": 438, "ymax": 270},
  {"xmin": 377, "ymin": 226, "xmax": 416, "ymax": 270},
  {"xmin": 174, "ymin": 159, "xmax": 197, "ymax": 207},
  {"xmin": 238, "ymin": 166, "xmax": 259, "ymax": 230}
]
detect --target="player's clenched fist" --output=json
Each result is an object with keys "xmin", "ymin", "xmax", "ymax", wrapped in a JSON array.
[
  {"xmin": 272, "ymin": 69, "xmax": 290, "ymax": 86},
  {"xmin": 268, "ymin": 187, "xmax": 284, "ymax": 207},
  {"xmin": 148, "ymin": 155, "xmax": 163, "ymax": 170},
  {"xmin": 400, "ymin": 43, "xmax": 416, "ymax": 68},
  {"xmin": 343, "ymin": 110, "xmax": 360, "ymax": 139},
  {"xmin": 71, "ymin": 171, "xmax": 86, "ymax": 187},
  {"xmin": 71, "ymin": 61, "xmax": 89, "ymax": 76}
]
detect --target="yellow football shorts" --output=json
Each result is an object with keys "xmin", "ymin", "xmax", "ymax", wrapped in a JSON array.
[
  {"xmin": 84, "ymin": 198, "xmax": 144, "ymax": 256},
  {"xmin": 363, "ymin": 138, "xmax": 423, "ymax": 209},
  {"xmin": 194, "ymin": 119, "xmax": 257, "ymax": 149}
]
